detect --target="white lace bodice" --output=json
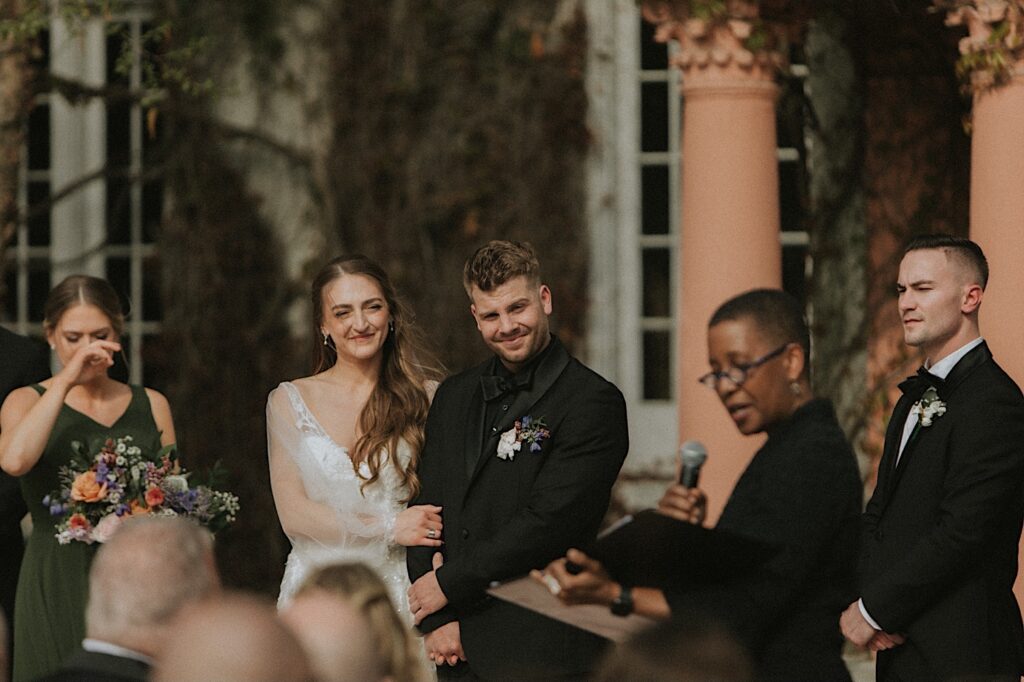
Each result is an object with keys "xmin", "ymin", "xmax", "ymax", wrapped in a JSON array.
[{"xmin": 267, "ymin": 382, "xmax": 413, "ymax": 612}]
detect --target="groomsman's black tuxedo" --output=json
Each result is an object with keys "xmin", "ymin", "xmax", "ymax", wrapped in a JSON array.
[
  {"xmin": 408, "ymin": 336, "xmax": 628, "ymax": 681},
  {"xmin": 33, "ymin": 647, "xmax": 150, "ymax": 682},
  {"xmin": 0, "ymin": 327, "xmax": 49, "ymax": 667},
  {"xmin": 861, "ymin": 342, "xmax": 1024, "ymax": 680}
]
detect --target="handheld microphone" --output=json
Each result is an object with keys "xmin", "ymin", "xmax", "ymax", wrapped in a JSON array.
[{"xmin": 678, "ymin": 440, "xmax": 708, "ymax": 489}]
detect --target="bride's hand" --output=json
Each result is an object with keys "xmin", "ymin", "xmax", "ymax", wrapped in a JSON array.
[
  {"xmin": 394, "ymin": 504, "xmax": 443, "ymax": 547},
  {"xmin": 56, "ymin": 340, "xmax": 121, "ymax": 388}
]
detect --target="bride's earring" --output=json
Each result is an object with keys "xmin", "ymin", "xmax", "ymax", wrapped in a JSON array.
[
  {"xmin": 322, "ymin": 330, "xmax": 333, "ymax": 348},
  {"xmin": 389, "ymin": 319, "xmax": 395, "ymax": 334}
]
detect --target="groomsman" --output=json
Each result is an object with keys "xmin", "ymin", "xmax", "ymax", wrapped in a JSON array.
[
  {"xmin": 0, "ymin": 327, "xmax": 49, "ymax": 674},
  {"xmin": 407, "ymin": 240, "xmax": 628, "ymax": 680},
  {"xmin": 841, "ymin": 235, "xmax": 1024, "ymax": 680}
]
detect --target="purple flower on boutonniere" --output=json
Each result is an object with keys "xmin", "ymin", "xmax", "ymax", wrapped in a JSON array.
[{"xmin": 496, "ymin": 416, "xmax": 551, "ymax": 461}]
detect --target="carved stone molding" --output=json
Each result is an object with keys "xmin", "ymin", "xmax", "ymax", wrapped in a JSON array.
[
  {"xmin": 640, "ymin": 0, "xmax": 789, "ymax": 91},
  {"xmin": 938, "ymin": 0, "xmax": 1024, "ymax": 91}
]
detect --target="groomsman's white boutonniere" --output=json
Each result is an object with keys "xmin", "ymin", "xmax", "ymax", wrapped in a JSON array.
[
  {"xmin": 496, "ymin": 416, "xmax": 551, "ymax": 461},
  {"xmin": 911, "ymin": 386, "xmax": 947, "ymax": 427}
]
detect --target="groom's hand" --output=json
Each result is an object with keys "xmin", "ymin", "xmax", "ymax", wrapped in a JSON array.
[
  {"xmin": 840, "ymin": 601, "xmax": 877, "ymax": 647},
  {"xmin": 425, "ymin": 621, "xmax": 465, "ymax": 667},
  {"xmin": 409, "ymin": 551, "xmax": 449, "ymax": 625}
]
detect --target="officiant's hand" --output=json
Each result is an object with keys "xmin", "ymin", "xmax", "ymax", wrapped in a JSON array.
[
  {"xmin": 531, "ymin": 548, "xmax": 619, "ymax": 606},
  {"xmin": 394, "ymin": 504, "xmax": 443, "ymax": 547},
  {"xmin": 425, "ymin": 621, "xmax": 465, "ymax": 667},
  {"xmin": 657, "ymin": 483, "xmax": 707, "ymax": 525},
  {"xmin": 409, "ymin": 551, "xmax": 448, "ymax": 625}
]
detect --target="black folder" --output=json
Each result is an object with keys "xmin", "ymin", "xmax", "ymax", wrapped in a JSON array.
[{"xmin": 586, "ymin": 509, "xmax": 777, "ymax": 590}]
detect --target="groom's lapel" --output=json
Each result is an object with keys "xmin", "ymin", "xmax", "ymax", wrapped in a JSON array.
[
  {"xmin": 462, "ymin": 377, "xmax": 488, "ymax": 484},
  {"xmin": 465, "ymin": 338, "xmax": 571, "ymax": 490}
]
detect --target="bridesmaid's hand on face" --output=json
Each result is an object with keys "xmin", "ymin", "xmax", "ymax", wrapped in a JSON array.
[
  {"xmin": 58, "ymin": 340, "xmax": 120, "ymax": 388},
  {"xmin": 394, "ymin": 504, "xmax": 443, "ymax": 547}
]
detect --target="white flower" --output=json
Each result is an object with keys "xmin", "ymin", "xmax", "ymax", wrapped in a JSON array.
[
  {"xmin": 497, "ymin": 427, "xmax": 522, "ymax": 461},
  {"xmin": 115, "ymin": 442, "xmax": 127, "ymax": 454},
  {"xmin": 162, "ymin": 475, "xmax": 190, "ymax": 493},
  {"xmin": 912, "ymin": 388, "xmax": 947, "ymax": 428},
  {"xmin": 115, "ymin": 455, "xmax": 126, "ymax": 466}
]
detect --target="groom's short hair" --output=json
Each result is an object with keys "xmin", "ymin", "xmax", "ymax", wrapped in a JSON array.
[
  {"xmin": 904, "ymin": 233, "xmax": 989, "ymax": 289},
  {"xmin": 463, "ymin": 240, "xmax": 541, "ymax": 297}
]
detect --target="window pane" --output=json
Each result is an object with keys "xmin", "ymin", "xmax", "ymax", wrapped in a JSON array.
[
  {"xmin": 779, "ymin": 161, "xmax": 803, "ymax": 232},
  {"xmin": 142, "ymin": 254, "xmax": 162, "ymax": 322},
  {"xmin": 643, "ymin": 331, "xmax": 671, "ymax": 400},
  {"xmin": 641, "ymin": 82, "xmax": 669, "ymax": 152},
  {"xmin": 27, "ymin": 104, "xmax": 50, "ymax": 171},
  {"xmin": 640, "ymin": 19, "xmax": 667, "ymax": 71},
  {"xmin": 641, "ymin": 165, "xmax": 670, "ymax": 235},
  {"xmin": 28, "ymin": 261, "xmax": 50, "ymax": 322},
  {"xmin": 782, "ymin": 244, "xmax": 808, "ymax": 306},
  {"xmin": 1, "ymin": 270, "xmax": 15, "ymax": 321},
  {"xmin": 642, "ymin": 248, "xmax": 670, "ymax": 318},
  {"xmin": 27, "ymin": 181, "xmax": 51, "ymax": 246},
  {"xmin": 106, "ymin": 257, "xmax": 131, "ymax": 310}
]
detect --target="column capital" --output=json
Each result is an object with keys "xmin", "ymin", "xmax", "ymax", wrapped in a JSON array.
[
  {"xmin": 640, "ymin": 0, "xmax": 799, "ymax": 90},
  {"xmin": 937, "ymin": 0, "xmax": 1024, "ymax": 91}
]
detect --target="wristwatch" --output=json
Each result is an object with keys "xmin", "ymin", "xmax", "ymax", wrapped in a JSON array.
[{"xmin": 610, "ymin": 585, "xmax": 634, "ymax": 617}]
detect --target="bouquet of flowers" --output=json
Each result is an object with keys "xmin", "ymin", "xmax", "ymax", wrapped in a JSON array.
[{"xmin": 44, "ymin": 435, "xmax": 240, "ymax": 545}]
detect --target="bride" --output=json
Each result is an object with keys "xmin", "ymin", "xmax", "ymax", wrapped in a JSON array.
[{"xmin": 267, "ymin": 255, "xmax": 444, "ymax": 619}]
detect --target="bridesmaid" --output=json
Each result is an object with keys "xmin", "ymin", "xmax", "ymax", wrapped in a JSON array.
[{"xmin": 0, "ymin": 275, "xmax": 175, "ymax": 681}]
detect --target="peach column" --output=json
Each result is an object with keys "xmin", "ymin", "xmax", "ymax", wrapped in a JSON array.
[
  {"xmin": 643, "ymin": 2, "xmax": 783, "ymax": 523},
  {"xmin": 945, "ymin": 0, "xmax": 1024, "ymax": 610}
]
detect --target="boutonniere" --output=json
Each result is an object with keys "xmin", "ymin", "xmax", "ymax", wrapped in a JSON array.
[
  {"xmin": 911, "ymin": 386, "xmax": 947, "ymax": 427},
  {"xmin": 496, "ymin": 416, "xmax": 551, "ymax": 461}
]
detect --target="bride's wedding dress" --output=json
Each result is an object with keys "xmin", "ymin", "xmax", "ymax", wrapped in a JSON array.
[{"xmin": 266, "ymin": 381, "xmax": 416, "ymax": 614}]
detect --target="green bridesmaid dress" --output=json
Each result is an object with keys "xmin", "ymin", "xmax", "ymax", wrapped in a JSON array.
[{"xmin": 12, "ymin": 384, "xmax": 163, "ymax": 682}]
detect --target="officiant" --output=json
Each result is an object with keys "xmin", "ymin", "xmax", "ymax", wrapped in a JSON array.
[{"xmin": 538, "ymin": 289, "xmax": 862, "ymax": 681}]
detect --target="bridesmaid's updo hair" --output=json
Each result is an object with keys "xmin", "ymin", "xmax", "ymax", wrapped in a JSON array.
[
  {"xmin": 309, "ymin": 255, "xmax": 441, "ymax": 502},
  {"xmin": 43, "ymin": 275, "xmax": 125, "ymax": 337}
]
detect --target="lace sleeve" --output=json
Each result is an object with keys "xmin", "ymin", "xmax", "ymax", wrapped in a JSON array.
[{"xmin": 266, "ymin": 384, "xmax": 400, "ymax": 553}]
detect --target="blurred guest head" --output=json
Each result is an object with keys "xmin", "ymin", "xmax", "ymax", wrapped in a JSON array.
[
  {"xmin": 463, "ymin": 240, "xmax": 552, "ymax": 372},
  {"xmin": 595, "ymin": 619, "xmax": 753, "ymax": 682},
  {"xmin": 86, "ymin": 516, "xmax": 219, "ymax": 658},
  {"xmin": 152, "ymin": 592, "xmax": 312, "ymax": 682},
  {"xmin": 700, "ymin": 289, "xmax": 811, "ymax": 435},
  {"xmin": 282, "ymin": 562, "xmax": 423, "ymax": 682}
]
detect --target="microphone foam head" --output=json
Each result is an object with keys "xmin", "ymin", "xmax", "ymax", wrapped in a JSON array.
[{"xmin": 679, "ymin": 439, "xmax": 708, "ymax": 467}]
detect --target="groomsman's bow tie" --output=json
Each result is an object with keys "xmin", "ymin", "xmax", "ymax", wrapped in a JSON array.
[
  {"xmin": 480, "ymin": 374, "xmax": 530, "ymax": 402},
  {"xmin": 898, "ymin": 367, "xmax": 946, "ymax": 400}
]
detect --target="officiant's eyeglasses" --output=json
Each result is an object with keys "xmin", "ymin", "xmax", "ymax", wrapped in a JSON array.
[{"xmin": 698, "ymin": 343, "xmax": 790, "ymax": 389}]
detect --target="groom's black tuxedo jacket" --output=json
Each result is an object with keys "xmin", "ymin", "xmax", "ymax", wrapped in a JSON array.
[
  {"xmin": 861, "ymin": 342, "xmax": 1024, "ymax": 680},
  {"xmin": 408, "ymin": 336, "xmax": 628, "ymax": 680},
  {"xmin": 0, "ymin": 327, "xmax": 49, "ymax": 663}
]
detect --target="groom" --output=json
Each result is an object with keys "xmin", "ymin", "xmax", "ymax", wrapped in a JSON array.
[
  {"xmin": 407, "ymin": 240, "xmax": 628, "ymax": 680},
  {"xmin": 840, "ymin": 234, "xmax": 1024, "ymax": 679}
]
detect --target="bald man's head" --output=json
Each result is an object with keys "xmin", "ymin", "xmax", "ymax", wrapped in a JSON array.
[{"xmin": 153, "ymin": 593, "xmax": 312, "ymax": 682}]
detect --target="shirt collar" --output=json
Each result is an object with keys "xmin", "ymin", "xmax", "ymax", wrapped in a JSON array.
[
  {"xmin": 82, "ymin": 638, "xmax": 154, "ymax": 666},
  {"xmin": 926, "ymin": 337, "xmax": 984, "ymax": 380}
]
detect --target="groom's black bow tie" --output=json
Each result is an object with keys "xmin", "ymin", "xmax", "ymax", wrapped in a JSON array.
[
  {"xmin": 898, "ymin": 367, "xmax": 946, "ymax": 401},
  {"xmin": 480, "ymin": 373, "xmax": 530, "ymax": 402}
]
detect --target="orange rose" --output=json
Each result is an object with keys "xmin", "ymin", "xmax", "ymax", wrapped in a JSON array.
[
  {"xmin": 129, "ymin": 500, "xmax": 150, "ymax": 516},
  {"xmin": 144, "ymin": 486, "xmax": 165, "ymax": 508},
  {"xmin": 70, "ymin": 471, "xmax": 108, "ymax": 503},
  {"xmin": 68, "ymin": 513, "xmax": 90, "ymax": 530}
]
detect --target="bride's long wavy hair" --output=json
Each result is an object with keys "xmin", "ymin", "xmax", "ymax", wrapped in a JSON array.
[{"xmin": 311, "ymin": 255, "xmax": 442, "ymax": 502}]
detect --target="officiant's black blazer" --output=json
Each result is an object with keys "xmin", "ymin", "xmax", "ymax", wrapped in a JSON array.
[
  {"xmin": 860, "ymin": 342, "xmax": 1024, "ymax": 680},
  {"xmin": 408, "ymin": 336, "xmax": 628, "ymax": 680},
  {"xmin": 0, "ymin": 327, "xmax": 49, "ymax": 666}
]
